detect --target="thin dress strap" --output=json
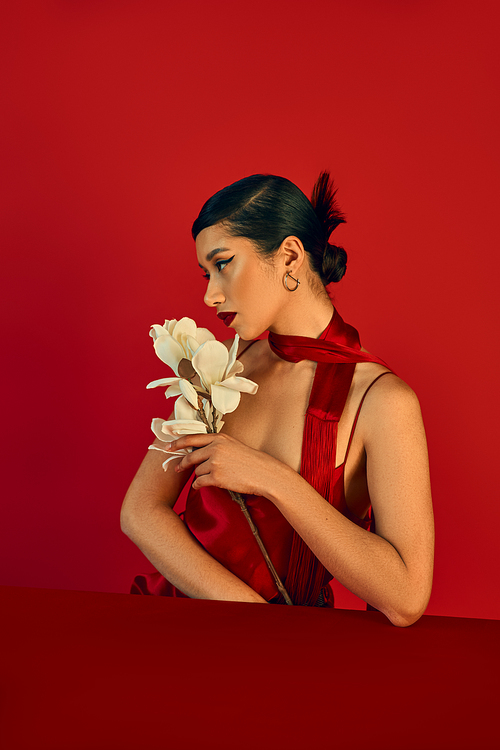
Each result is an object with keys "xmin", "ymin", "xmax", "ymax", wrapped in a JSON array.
[
  {"xmin": 236, "ymin": 339, "xmax": 259, "ymax": 359},
  {"xmin": 343, "ymin": 371, "xmax": 394, "ymax": 465}
]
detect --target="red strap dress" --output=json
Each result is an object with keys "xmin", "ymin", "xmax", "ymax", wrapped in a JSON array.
[{"xmin": 130, "ymin": 308, "xmax": 393, "ymax": 607}]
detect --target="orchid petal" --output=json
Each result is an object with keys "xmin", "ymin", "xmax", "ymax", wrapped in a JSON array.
[
  {"xmin": 192, "ymin": 340, "xmax": 229, "ymax": 390},
  {"xmin": 150, "ymin": 324, "xmax": 168, "ymax": 342},
  {"xmin": 153, "ymin": 335, "xmax": 184, "ymax": 375},
  {"xmin": 148, "ymin": 444, "xmax": 190, "ymax": 458},
  {"xmin": 179, "ymin": 379, "xmax": 200, "ymax": 409},
  {"xmin": 165, "ymin": 319, "xmax": 177, "ymax": 335},
  {"xmin": 161, "ymin": 455, "xmax": 186, "ymax": 470},
  {"xmin": 172, "ymin": 317, "xmax": 197, "ymax": 342},
  {"xmin": 178, "ymin": 332, "xmax": 194, "ymax": 359},
  {"xmin": 146, "ymin": 376, "xmax": 180, "ymax": 390},
  {"xmin": 200, "ymin": 399, "xmax": 221, "ymax": 433},
  {"xmin": 174, "ymin": 395, "xmax": 200, "ymax": 421},
  {"xmin": 148, "ymin": 444, "xmax": 176, "ymax": 455},
  {"xmin": 210, "ymin": 383, "xmax": 241, "ymax": 414},
  {"xmin": 196, "ymin": 328, "xmax": 216, "ymax": 345},
  {"xmin": 165, "ymin": 383, "xmax": 182, "ymax": 399},
  {"xmin": 158, "ymin": 419, "xmax": 208, "ymax": 438},
  {"xmin": 178, "ymin": 358, "xmax": 196, "ymax": 380},
  {"xmin": 203, "ymin": 399, "xmax": 211, "ymax": 421},
  {"xmin": 146, "ymin": 376, "xmax": 181, "ymax": 390},
  {"xmin": 151, "ymin": 417, "xmax": 170, "ymax": 442},
  {"xmin": 150, "ymin": 417, "xmax": 207, "ymax": 442},
  {"xmin": 226, "ymin": 335, "xmax": 240, "ymax": 378},
  {"xmin": 147, "ymin": 445, "xmax": 191, "ymax": 472},
  {"xmin": 220, "ymin": 375, "xmax": 259, "ymax": 394},
  {"xmin": 185, "ymin": 335, "xmax": 203, "ymax": 359},
  {"xmin": 226, "ymin": 360, "xmax": 244, "ymax": 377}
]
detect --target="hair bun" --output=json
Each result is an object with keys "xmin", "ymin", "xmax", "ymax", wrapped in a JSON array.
[{"xmin": 321, "ymin": 242, "xmax": 347, "ymax": 284}]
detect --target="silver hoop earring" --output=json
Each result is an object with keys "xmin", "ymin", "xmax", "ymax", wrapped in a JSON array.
[{"xmin": 284, "ymin": 272, "xmax": 300, "ymax": 292}]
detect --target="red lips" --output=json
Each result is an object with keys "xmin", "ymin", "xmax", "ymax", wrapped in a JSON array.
[{"xmin": 217, "ymin": 312, "xmax": 236, "ymax": 327}]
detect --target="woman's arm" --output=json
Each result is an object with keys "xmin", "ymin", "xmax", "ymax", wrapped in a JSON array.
[
  {"xmin": 264, "ymin": 376, "xmax": 434, "ymax": 626},
  {"xmin": 120, "ymin": 444, "xmax": 268, "ymax": 603}
]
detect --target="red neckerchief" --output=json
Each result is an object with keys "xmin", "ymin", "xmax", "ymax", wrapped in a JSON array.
[{"xmin": 268, "ymin": 307, "xmax": 389, "ymax": 367}]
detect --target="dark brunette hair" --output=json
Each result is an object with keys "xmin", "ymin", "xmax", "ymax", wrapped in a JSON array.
[{"xmin": 191, "ymin": 171, "xmax": 347, "ymax": 285}]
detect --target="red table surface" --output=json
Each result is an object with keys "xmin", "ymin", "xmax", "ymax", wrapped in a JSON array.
[{"xmin": 0, "ymin": 585, "xmax": 498, "ymax": 750}]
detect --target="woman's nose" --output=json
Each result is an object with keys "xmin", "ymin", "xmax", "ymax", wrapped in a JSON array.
[{"xmin": 204, "ymin": 277, "xmax": 225, "ymax": 307}]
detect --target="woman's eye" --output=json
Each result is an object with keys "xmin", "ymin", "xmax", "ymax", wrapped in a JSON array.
[
  {"xmin": 216, "ymin": 256, "xmax": 234, "ymax": 272},
  {"xmin": 202, "ymin": 256, "xmax": 234, "ymax": 280}
]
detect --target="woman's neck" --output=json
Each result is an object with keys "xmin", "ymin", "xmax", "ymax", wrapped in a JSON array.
[{"xmin": 269, "ymin": 295, "xmax": 335, "ymax": 339}]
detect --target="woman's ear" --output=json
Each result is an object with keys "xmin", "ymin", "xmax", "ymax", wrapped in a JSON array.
[{"xmin": 280, "ymin": 236, "xmax": 306, "ymax": 275}]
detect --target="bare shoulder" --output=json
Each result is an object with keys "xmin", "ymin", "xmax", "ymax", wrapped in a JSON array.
[
  {"xmin": 360, "ymin": 369, "xmax": 431, "ymax": 482},
  {"xmin": 361, "ymin": 370, "xmax": 422, "ymax": 419},
  {"xmin": 357, "ymin": 369, "xmax": 428, "ymax": 468}
]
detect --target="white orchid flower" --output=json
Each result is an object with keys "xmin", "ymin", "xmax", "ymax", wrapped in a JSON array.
[
  {"xmin": 146, "ymin": 317, "xmax": 249, "ymax": 443},
  {"xmin": 146, "ymin": 317, "xmax": 217, "ymax": 406},
  {"xmin": 148, "ymin": 417, "xmax": 208, "ymax": 470},
  {"xmin": 150, "ymin": 317, "xmax": 215, "ymax": 376},
  {"xmin": 192, "ymin": 334, "xmax": 258, "ymax": 414}
]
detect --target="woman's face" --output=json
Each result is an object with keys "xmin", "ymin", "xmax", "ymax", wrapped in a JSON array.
[{"xmin": 195, "ymin": 224, "xmax": 285, "ymax": 340}]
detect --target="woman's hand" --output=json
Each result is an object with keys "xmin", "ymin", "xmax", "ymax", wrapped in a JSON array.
[{"xmin": 164, "ymin": 433, "xmax": 280, "ymax": 495}]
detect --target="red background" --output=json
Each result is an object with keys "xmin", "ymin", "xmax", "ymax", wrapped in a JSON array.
[{"xmin": 1, "ymin": 1, "xmax": 499, "ymax": 619}]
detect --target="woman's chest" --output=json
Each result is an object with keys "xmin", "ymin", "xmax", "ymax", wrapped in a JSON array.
[
  {"xmin": 219, "ymin": 350, "xmax": 373, "ymax": 520},
  {"xmin": 220, "ymin": 359, "xmax": 317, "ymax": 474}
]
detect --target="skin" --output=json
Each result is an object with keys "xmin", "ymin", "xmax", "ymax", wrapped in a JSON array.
[{"xmin": 121, "ymin": 224, "xmax": 435, "ymax": 625}]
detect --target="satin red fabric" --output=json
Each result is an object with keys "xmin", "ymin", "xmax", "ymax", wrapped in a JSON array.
[
  {"xmin": 268, "ymin": 307, "xmax": 390, "ymax": 368},
  {"xmin": 131, "ymin": 308, "xmax": 391, "ymax": 607}
]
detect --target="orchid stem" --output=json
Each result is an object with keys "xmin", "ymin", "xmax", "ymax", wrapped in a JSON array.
[
  {"xmin": 228, "ymin": 490, "xmax": 294, "ymax": 606},
  {"xmin": 197, "ymin": 395, "xmax": 212, "ymax": 431}
]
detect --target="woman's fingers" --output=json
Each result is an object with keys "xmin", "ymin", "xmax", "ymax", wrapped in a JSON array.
[
  {"xmin": 175, "ymin": 448, "xmax": 209, "ymax": 471},
  {"xmin": 175, "ymin": 436, "xmax": 224, "ymax": 472},
  {"xmin": 167, "ymin": 433, "xmax": 218, "ymax": 452},
  {"xmin": 191, "ymin": 473, "xmax": 212, "ymax": 490},
  {"xmin": 167, "ymin": 432, "xmax": 258, "ymax": 493}
]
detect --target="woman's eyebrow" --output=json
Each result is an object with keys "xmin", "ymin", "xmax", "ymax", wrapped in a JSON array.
[{"xmin": 198, "ymin": 246, "xmax": 231, "ymax": 268}]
